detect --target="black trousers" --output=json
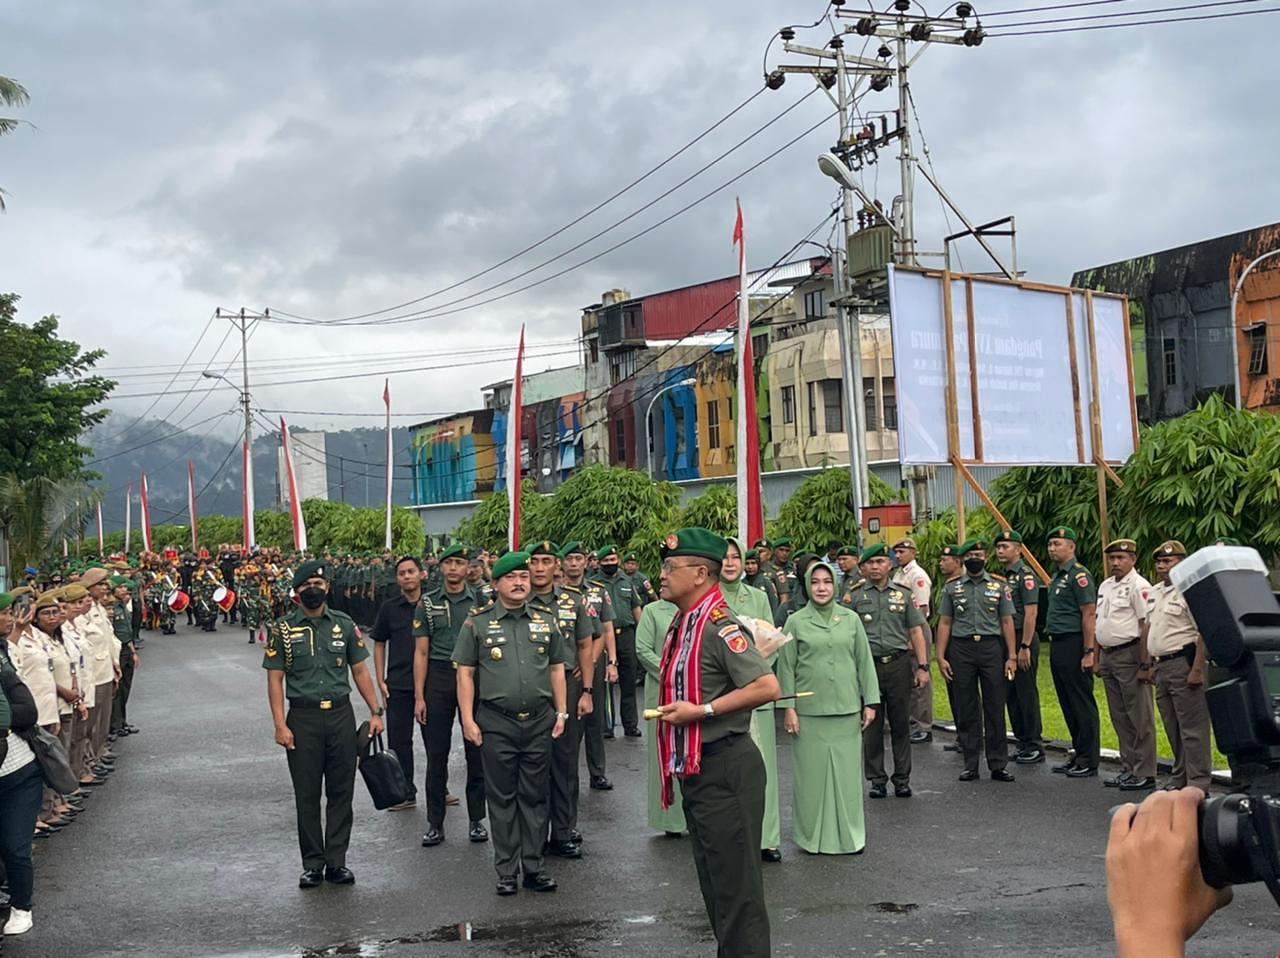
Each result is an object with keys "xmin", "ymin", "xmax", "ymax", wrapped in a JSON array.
[
  {"xmin": 615, "ymin": 625, "xmax": 639, "ymax": 731},
  {"xmin": 284, "ymin": 699, "xmax": 358, "ymax": 871},
  {"xmin": 583, "ymin": 657, "xmax": 607, "ymax": 777},
  {"xmin": 1048, "ymin": 632, "xmax": 1100, "ymax": 768},
  {"xmin": 548, "ymin": 665, "xmax": 585, "ymax": 842},
  {"xmin": 949, "ymin": 636, "xmax": 1008, "ymax": 773},
  {"xmin": 864, "ymin": 653, "xmax": 913, "ymax": 787},
  {"xmin": 423, "ymin": 660, "xmax": 486, "ymax": 827},
  {"xmin": 110, "ymin": 647, "xmax": 136, "ymax": 733},
  {"xmin": 680, "ymin": 733, "xmax": 771, "ymax": 958},
  {"xmin": 477, "ymin": 704, "xmax": 553, "ymax": 879},
  {"xmin": 385, "ymin": 687, "xmax": 418, "ymax": 799},
  {"xmin": 1006, "ymin": 634, "xmax": 1044, "ymax": 749}
]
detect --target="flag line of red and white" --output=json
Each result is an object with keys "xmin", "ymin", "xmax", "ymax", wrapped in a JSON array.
[
  {"xmin": 124, "ymin": 484, "xmax": 132, "ymax": 553},
  {"xmin": 280, "ymin": 418, "xmax": 308, "ymax": 550},
  {"xmin": 507, "ymin": 325, "xmax": 525, "ymax": 551},
  {"xmin": 733, "ymin": 199, "xmax": 765, "ymax": 546}
]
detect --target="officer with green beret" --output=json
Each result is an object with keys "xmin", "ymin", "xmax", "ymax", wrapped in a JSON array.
[
  {"xmin": 1043, "ymin": 525, "xmax": 1101, "ymax": 777},
  {"xmin": 524, "ymin": 541, "xmax": 596, "ymax": 858},
  {"xmin": 623, "ymin": 551, "xmax": 659, "ymax": 606},
  {"xmin": 590, "ymin": 545, "xmax": 642, "ymax": 736},
  {"xmin": 771, "ymin": 538, "xmax": 796, "ymax": 604},
  {"xmin": 263, "ymin": 559, "xmax": 384, "ymax": 888},
  {"xmin": 108, "ymin": 577, "xmax": 139, "ymax": 738},
  {"xmin": 413, "ymin": 543, "xmax": 488, "ymax": 847},
  {"xmin": 654, "ymin": 526, "xmax": 779, "ymax": 958},
  {"xmin": 936, "ymin": 539, "xmax": 1018, "ymax": 782},
  {"xmin": 993, "ymin": 530, "xmax": 1045, "ymax": 764},
  {"xmin": 454, "ymin": 551, "xmax": 570, "ymax": 896},
  {"xmin": 835, "ymin": 546, "xmax": 858, "ymax": 593},
  {"xmin": 743, "ymin": 549, "xmax": 780, "ymax": 616},
  {"xmin": 559, "ymin": 541, "xmax": 617, "ymax": 788},
  {"xmin": 849, "ymin": 544, "xmax": 929, "ymax": 798},
  {"xmin": 773, "ymin": 552, "xmax": 819, "ymax": 628}
]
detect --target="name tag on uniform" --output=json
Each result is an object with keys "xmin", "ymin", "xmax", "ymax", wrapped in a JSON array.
[{"xmin": 529, "ymin": 621, "xmax": 552, "ymax": 635}]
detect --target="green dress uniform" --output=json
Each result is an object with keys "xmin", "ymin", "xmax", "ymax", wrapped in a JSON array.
[
  {"xmin": 997, "ymin": 541, "xmax": 1043, "ymax": 756},
  {"xmin": 453, "ymin": 595, "xmax": 571, "ymax": 882},
  {"xmin": 575, "ymin": 576, "xmax": 615, "ymax": 774},
  {"xmin": 634, "ymin": 600, "xmax": 685, "ymax": 834},
  {"xmin": 592, "ymin": 559, "xmax": 641, "ymax": 733},
  {"xmin": 778, "ymin": 565, "xmax": 880, "ymax": 854},
  {"xmin": 1044, "ymin": 537, "xmax": 1100, "ymax": 771},
  {"xmin": 262, "ymin": 604, "xmax": 369, "ymax": 872},
  {"xmin": 848, "ymin": 574, "xmax": 926, "ymax": 791},
  {"xmin": 744, "ymin": 566, "xmax": 780, "ymax": 616},
  {"xmin": 939, "ymin": 566, "xmax": 1015, "ymax": 775}
]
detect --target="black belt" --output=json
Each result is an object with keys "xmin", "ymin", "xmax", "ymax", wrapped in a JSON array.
[
  {"xmin": 1100, "ymin": 638, "xmax": 1140, "ymax": 652},
  {"xmin": 958, "ymin": 633, "xmax": 1001, "ymax": 642},
  {"xmin": 1153, "ymin": 644, "xmax": 1196, "ymax": 664},
  {"xmin": 482, "ymin": 701, "xmax": 550, "ymax": 722},
  {"xmin": 1046, "ymin": 632, "xmax": 1082, "ymax": 642},
  {"xmin": 874, "ymin": 649, "xmax": 908, "ymax": 664},
  {"xmin": 288, "ymin": 697, "xmax": 351, "ymax": 711},
  {"xmin": 702, "ymin": 732, "xmax": 744, "ymax": 757}
]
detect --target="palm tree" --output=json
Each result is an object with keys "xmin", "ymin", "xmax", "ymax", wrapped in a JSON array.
[
  {"xmin": 0, "ymin": 75, "xmax": 31, "ymax": 211},
  {"xmin": 0, "ymin": 474, "xmax": 99, "ymax": 576}
]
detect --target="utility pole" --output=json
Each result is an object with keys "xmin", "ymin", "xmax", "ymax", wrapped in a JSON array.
[{"xmin": 214, "ymin": 307, "xmax": 269, "ymax": 547}]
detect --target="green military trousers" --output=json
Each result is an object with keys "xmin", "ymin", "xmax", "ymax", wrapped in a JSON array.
[{"xmin": 285, "ymin": 698, "xmax": 358, "ymax": 871}]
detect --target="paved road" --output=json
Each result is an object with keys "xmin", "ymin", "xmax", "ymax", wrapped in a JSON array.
[{"xmin": 9, "ymin": 621, "xmax": 1278, "ymax": 957}]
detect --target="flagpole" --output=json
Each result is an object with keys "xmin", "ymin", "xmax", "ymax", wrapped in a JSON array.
[
  {"xmin": 96, "ymin": 502, "xmax": 105, "ymax": 555},
  {"xmin": 507, "ymin": 325, "xmax": 525, "ymax": 551},
  {"xmin": 383, "ymin": 379, "xmax": 393, "ymax": 551},
  {"xmin": 280, "ymin": 417, "xmax": 308, "ymax": 551},
  {"xmin": 188, "ymin": 461, "xmax": 199, "ymax": 552},
  {"xmin": 733, "ymin": 199, "xmax": 765, "ymax": 545},
  {"xmin": 124, "ymin": 484, "xmax": 132, "ymax": 554},
  {"xmin": 140, "ymin": 473, "xmax": 153, "ymax": 553}
]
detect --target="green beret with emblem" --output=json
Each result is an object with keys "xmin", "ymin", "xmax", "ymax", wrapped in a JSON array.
[
  {"xmin": 751, "ymin": 538, "xmax": 769, "ymax": 550},
  {"xmin": 993, "ymin": 529, "xmax": 1023, "ymax": 545},
  {"xmin": 659, "ymin": 527, "xmax": 727, "ymax": 562},
  {"xmin": 559, "ymin": 541, "xmax": 586, "ymax": 559},
  {"xmin": 1105, "ymin": 538, "xmax": 1137, "ymax": 554},
  {"xmin": 439, "ymin": 544, "xmax": 471, "ymax": 562},
  {"xmin": 108, "ymin": 576, "xmax": 130, "ymax": 588},
  {"xmin": 0, "ymin": 592, "xmax": 12, "ymax": 612},
  {"xmin": 1047, "ymin": 525, "xmax": 1077, "ymax": 542},
  {"xmin": 745, "ymin": 548, "xmax": 760, "ymax": 560},
  {"xmin": 859, "ymin": 544, "xmax": 888, "ymax": 563},
  {"xmin": 292, "ymin": 559, "xmax": 328, "ymax": 591},
  {"xmin": 837, "ymin": 545, "xmax": 856, "ymax": 558},
  {"xmin": 959, "ymin": 538, "xmax": 986, "ymax": 556},
  {"xmin": 491, "ymin": 551, "xmax": 531, "ymax": 580},
  {"xmin": 526, "ymin": 540, "xmax": 560, "ymax": 557},
  {"xmin": 771, "ymin": 537, "xmax": 792, "ymax": 549},
  {"xmin": 940, "ymin": 544, "xmax": 961, "ymax": 557},
  {"xmin": 623, "ymin": 551, "xmax": 638, "ymax": 562},
  {"xmin": 596, "ymin": 544, "xmax": 619, "ymax": 561}
]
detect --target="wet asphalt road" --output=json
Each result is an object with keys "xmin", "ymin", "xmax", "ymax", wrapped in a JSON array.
[{"xmin": 9, "ymin": 621, "xmax": 1279, "ymax": 958}]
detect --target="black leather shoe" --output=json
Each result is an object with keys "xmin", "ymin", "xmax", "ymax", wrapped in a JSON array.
[
  {"xmin": 1119, "ymin": 776, "xmax": 1157, "ymax": 792},
  {"xmin": 1066, "ymin": 765, "xmax": 1098, "ymax": 779},
  {"xmin": 761, "ymin": 847, "xmax": 782, "ymax": 863},
  {"xmin": 942, "ymin": 742, "xmax": 961, "ymax": 753},
  {"xmin": 1051, "ymin": 760, "xmax": 1076, "ymax": 774},
  {"xmin": 589, "ymin": 775, "xmax": 613, "ymax": 790},
  {"xmin": 895, "ymin": 784, "xmax": 913, "ymax": 798},
  {"xmin": 910, "ymin": 730, "xmax": 933, "ymax": 744},
  {"xmin": 623, "ymin": 727, "xmax": 642, "ymax": 738},
  {"xmin": 958, "ymin": 769, "xmax": 980, "ymax": 782},
  {"xmin": 522, "ymin": 872, "xmax": 558, "ymax": 892},
  {"xmin": 603, "ymin": 730, "xmax": 614, "ymax": 740},
  {"xmin": 421, "ymin": 825, "xmax": 444, "ymax": 847},
  {"xmin": 1104, "ymin": 772, "xmax": 1133, "ymax": 788},
  {"xmin": 869, "ymin": 783, "xmax": 888, "ymax": 799},
  {"xmin": 568, "ymin": 829, "xmax": 583, "ymax": 844},
  {"xmin": 1015, "ymin": 748, "xmax": 1045, "ymax": 764},
  {"xmin": 298, "ymin": 869, "xmax": 324, "ymax": 889},
  {"xmin": 496, "ymin": 877, "xmax": 518, "ymax": 896},
  {"xmin": 545, "ymin": 840, "xmax": 582, "ymax": 859},
  {"xmin": 991, "ymin": 768, "xmax": 1016, "ymax": 783},
  {"xmin": 664, "ymin": 830, "xmax": 682, "ymax": 838},
  {"xmin": 324, "ymin": 866, "xmax": 355, "ymax": 885},
  {"xmin": 469, "ymin": 821, "xmax": 489, "ymax": 843}
]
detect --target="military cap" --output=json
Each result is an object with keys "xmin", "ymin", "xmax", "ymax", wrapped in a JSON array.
[
  {"xmin": 596, "ymin": 544, "xmax": 619, "ymax": 561},
  {"xmin": 439, "ymin": 544, "xmax": 471, "ymax": 562},
  {"xmin": 624, "ymin": 551, "xmax": 638, "ymax": 563},
  {"xmin": 292, "ymin": 559, "xmax": 328, "ymax": 590},
  {"xmin": 1105, "ymin": 538, "xmax": 1138, "ymax": 555},
  {"xmin": 491, "ymin": 551, "xmax": 531, "ymax": 580},
  {"xmin": 526, "ymin": 540, "xmax": 560, "ymax": 557},
  {"xmin": 859, "ymin": 543, "xmax": 889, "ymax": 563},
  {"xmin": 751, "ymin": 538, "xmax": 769, "ymax": 550},
  {"xmin": 558, "ymin": 541, "xmax": 586, "ymax": 559},
  {"xmin": 892, "ymin": 537, "xmax": 918, "ymax": 551},
  {"xmin": 1154, "ymin": 540, "xmax": 1187, "ymax": 558},
  {"xmin": 81, "ymin": 568, "xmax": 110, "ymax": 588},
  {"xmin": 940, "ymin": 544, "xmax": 961, "ymax": 558},
  {"xmin": 1048, "ymin": 525, "xmax": 1077, "ymax": 542},
  {"xmin": 8, "ymin": 586, "xmax": 32, "ymax": 599},
  {"xmin": 0, "ymin": 593, "xmax": 11, "ymax": 612},
  {"xmin": 108, "ymin": 576, "xmax": 130, "ymax": 589},
  {"xmin": 659, "ymin": 527, "xmax": 727, "ymax": 562},
  {"xmin": 61, "ymin": 584, "xmax": 88, "ymax": 601},
  {"xmin": 959, "ymin": 538, "xmax": 986, "ymax": 556},
  {"xmin": 744, "ymin": 548, "xmax": 760, "ymax": 560},
  {"xmin": 1212, "ymin": 537, "xmax": 1242, "ymax": 547},
  {"xmin": 993, "ymin": 530, "xmax": 1023, "ymax": 545},
  {"xmin": 771, "ymin": 537, "xmax": 792, "ymax": 549},
  {"xmin": 34, "ymin": 591, "xmax": 61, "ymax": 611}
]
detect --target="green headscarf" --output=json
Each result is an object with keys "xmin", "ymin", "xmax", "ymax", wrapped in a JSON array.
[
  {"xmin": 719, "ymin": 536, "xmax": 750, "ymax": 612},
  {"xmin": 805, "ymin": 559, "xmax": 839, "ymax": 622}
]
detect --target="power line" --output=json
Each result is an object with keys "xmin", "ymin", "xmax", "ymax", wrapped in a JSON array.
[
  {"xmin": 988, "ymin": 0, "xmax": 1264, "ymax": 28},
  {"xmin": 987, "ymin": 2, "xmax": 1280, "ymax": 31},
  {"xmin": 981, "ymin": 0, "xmax": 1158, "ymax": 14},
  {"xmin": 84, "ymin": 407, "xmax": 238, "ymax": 465}
]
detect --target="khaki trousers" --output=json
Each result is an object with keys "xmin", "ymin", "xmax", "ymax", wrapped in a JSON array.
[
  {"xmin": 1154, "ymin": 654, "xmax": 1213, "ymax": 789},
  {"xmin": 1098, "ymin": 642, "xmax": 1156, "ymax": 779}
]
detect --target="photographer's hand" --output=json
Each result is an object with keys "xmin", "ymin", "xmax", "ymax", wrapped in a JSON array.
[{"xmin": 1107, "ymin": 787, "xmax": 1233, "ymax": 958}]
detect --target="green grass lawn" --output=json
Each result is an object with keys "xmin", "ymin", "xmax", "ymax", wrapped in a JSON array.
[{"xmin": 929, "ymin": 646, "xmax": 1228, "ymax": 770}]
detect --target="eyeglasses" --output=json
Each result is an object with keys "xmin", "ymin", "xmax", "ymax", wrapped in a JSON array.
[{"xmin": 660, "ymin": 560, "xmax": 701, "ymax": 574}]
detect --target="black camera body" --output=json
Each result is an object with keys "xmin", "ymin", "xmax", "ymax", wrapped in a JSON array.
[{"xmin": 1171, "ymin": 547, "xmax": 1280, "ymax": 902}]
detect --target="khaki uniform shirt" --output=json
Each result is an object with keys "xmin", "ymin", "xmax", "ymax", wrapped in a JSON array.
[
  {"xmin": 452, "ymin": 602, "xmax": 571, "ymax": 713},
  {"xmin": 939, "ymin": 572, "xmax": 1015, "ymax": 636},
  {"xmin": 84, "ymin": 602, "xmax": 117, "ymax": 685},
  {"xmin": 1145, "ymin": 581, "xmax": 1201, "ymax": 657},
  {"xmin": 846, "ymin": 581, "xmax": 926, "ymax": 657},
  {"xmin": 65, "ymin": 617, "xmax": 95, "ymax": 708},
  {"xmin": 1096, "ymin": 568, "xmax": 1151, "ymax": 647},
  {"xmin": 14, "ymin": 628, "xmax": 60, "ymax": 726},
  {"xmin": 892, "ymin": 559, "xmax": 933, "ymax": 615}
]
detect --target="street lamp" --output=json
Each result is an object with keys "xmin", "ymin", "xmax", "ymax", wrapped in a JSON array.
[
  {"xmin": 1229, "ymin": 248, "xmax": 1280, "ymax": 409},
  {"xmin": 644, "ymin": 378, "xmax": 697, "ymax": 479}
]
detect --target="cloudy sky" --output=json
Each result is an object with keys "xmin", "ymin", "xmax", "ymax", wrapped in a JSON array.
[{"xmin": 2, "ymin": 1, "xmax": 1276, "ymax": 453}]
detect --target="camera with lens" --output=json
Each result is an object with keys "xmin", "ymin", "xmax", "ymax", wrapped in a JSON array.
[{"xmin": 1169, "ymin": 546, "xmax": 1280, "ymax": 905}]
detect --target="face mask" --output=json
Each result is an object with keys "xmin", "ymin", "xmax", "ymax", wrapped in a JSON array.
[
  {"xmin": 298, "ymin": 587, "xmax": 326, "ymax": 610},
  {"xmin": 601, "ymin": 562, "xmax": 619, "ymax": 575},
  {"xmin": 964, "ymin": 557, "xmax": 986, "ymax": 575}
]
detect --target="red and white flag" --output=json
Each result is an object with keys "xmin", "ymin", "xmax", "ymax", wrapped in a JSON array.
[
  {"xmin": 280, "ymin": 417, "xmax": 308, "ymax": 550},
  {"xmin": 507, "ymin": 325, "xmax": 525, "ymax": 551},
  {"xmin": 96, "ymin": 502, "xmax": 105, "ymax": 554},
  {"xmin": 383, "ymin": 379, "xmax": 394, "ymax": 550},
  {"xmin": 243, "ymin": 438, "xmax": 256, "ymax": 550},
  {"xmin": 124, "ymin": 484, "xmax": 132, "ymax": 553},
  {"xmin": 188, "ymin": 461, "xmax": 199, "ymax": 551},
  {"xmin": 733, "ymin": 200, "xmax": 765, "ymax": 546},
  {"xmin": 140, "ymin": 472, "xmax": 153, "ymax": 553}
]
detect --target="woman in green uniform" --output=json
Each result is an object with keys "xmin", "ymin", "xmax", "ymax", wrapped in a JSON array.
[
  {"xmin": 778, "ymin": 561, "xmax": 879, "ymax": 854},
  {"xmin": 719, "ymin": 537, "xmax": 782, "ymax": 862},
  {"xmin": 635, "ymin": 597, "xmax": 684, "ymax": 835}
]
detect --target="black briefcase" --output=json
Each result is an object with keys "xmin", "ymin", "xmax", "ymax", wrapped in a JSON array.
[{"xmin": 358, "ymin": 729, "xmax": 409, "ymax": 810}]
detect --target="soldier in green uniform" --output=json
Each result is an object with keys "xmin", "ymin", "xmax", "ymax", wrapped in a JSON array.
[
  {"xmin": 849, "ymin": 545, "xmax": 929, "ymax": 798},
  {"xmin": 454, "ymin": 551, "xmax": 570, "ymax": 896},
  {"xmin": 994, "ymin": 530, "xmax": 1045, "ymax": 764},
  {"xmin": 560, "ymin": 542, "xmax": 617, "ymax": 785},
  {"xmin": 743, "ymin": 549, "xmax": 780, "ymax": 616},
  {"xmin": 773, "ymin": 552, "xmax": 819, "ymax": 628},
  {"xmin": 192, "ymin": 560, "xmax": 220, "ymax": 632},
  {"xmin": 591, "ymin": 545, "xmax": 642, "ymax": 736},
  {"xmin": 413, "ymin": 544, "xmax": 488, "ymax": 847},
  {"xmin": 524, "ymin": 541, "xmax": 595, "ymax": 858},
  {"xmin": 263, "ymin": 559, "xmax": 385, "ymax": 888},
  {"xmin": 654, "ymin": 527, "xmax": 780, "ymax": 958},
  {"xmin": 935, "ymin": 539, "xmax": 1018, "ymax": 783},
  {"xmin": 771, "ymin": 537, "xmax": 796, "ymax": 604},
  {"xmin": 623, "ymin": 552, "xmax": 659, "ymax": 606},
  {"xmin": 1043, "ymin": 525, "xmax": 1100, "ymax": 777}
]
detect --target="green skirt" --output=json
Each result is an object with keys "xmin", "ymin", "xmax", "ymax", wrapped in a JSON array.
[
  {"xmin": 748, "ymin": 705, "xmax": 781, "ymax": 849},
  {"xmin": 791, "ymin": 713, "xmax": 866, "ymax": 854},
  {"xmin": 644, "ymin": 677, "xmax": 686, "ymax": 834}
]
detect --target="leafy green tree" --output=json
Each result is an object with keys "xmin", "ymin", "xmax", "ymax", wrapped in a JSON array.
[
  {"xmin": 454, "ymin": 480, "xmax": 551, "ymax": 553},
  {"xmin": 0, "ymin": 295, "xmax": 115, "ymax": 480},
  {"xmin": 988, "ymin": 465, "xmax": 1102, "ymax": 558},
  {"xmin": 0, "ymin": 76, "xmax": 30, "ymax": 211},
  {"xmin": 0, "ymin": 475, "xmax": 99, "ymax": 572},
  {"xmin": 542, "ymin": 465, "xmax": 680, "ymax": 549},
  {"xmin": 676, "ymin": 484, "xmax": 737, "ymax": 537},
  {"xmin": 770, "ymin": 467, "xmax": 901, "ymax": 550}
]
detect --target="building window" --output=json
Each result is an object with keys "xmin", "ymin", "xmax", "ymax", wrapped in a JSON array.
[
  {"xmin": 781, "ymin": 385, "xmax": 796, "ymax": 425},
  {"xmin": 706, "ymin": 399, "xmax": 721, "ymax": 448},
  {"xmin": 1163, "ymin": 337, "xmax": 1177, "ymax": 387},
  {"xmin": 1247, "ymin": 326, "xmax": 1268, "ymax": 375},
  {"xmin": 673, "ymin": 405, "xmax": 687, "ymax": 463},
  {"xmin": 752, "ymin": 332, "xmax": 769, "ymax": 360},
  {"xmin": 588, "ymin": 339, "xmax": 599, "ymax": 364},
  {"xmin": 807, "ymin": 382, "xmax": 818, "ymax": 437},
  {"xmin": 883, "ymin": 376, "xmax": 898, "ymax": 431},
  {"xmin": 803, "ymin": 289, "xmax": 825, "ymax": 320},
  {"xmin": 608, "ymin": 348, "xmax": 636, "ymax": 386},
  {"xmin": 614, "ymin": 418, "xmax": 626, "ymax": 462},
  {"xmin": 822, "ymin": 378, "xmax": 843, "ymax": 434}
]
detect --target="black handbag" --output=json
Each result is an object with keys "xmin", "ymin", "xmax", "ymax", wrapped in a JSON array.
[
  {"xmin": 21, "ymin": 725, "xmax": 79, "ymax": 795},
  {"xmin": 358, "ymin": 729, "xmax": 408, "ymax": 810}
]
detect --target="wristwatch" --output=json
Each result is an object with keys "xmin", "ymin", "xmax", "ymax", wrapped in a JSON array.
[
  {"xmin": 1020, "ymin": 642, "xmax": 1032, "ymax": 650},
  {"xmin": 581, "ymin": 687, "xmax": 593, "ymax": 694},
  {"xmin": 703, "ymin": 702, "xmax": 715, "ymax": 718},
  {"xmin": 371, "ymin": 707, "xmax": 384, "ymax": 717},
  {"xmin": 556, "ymin": 711, "xmax": 570, "ymax": 721},
  {"xmin": 608, "ymin": 660, "xmax": 618, "ymax": 667},
  {"xmin": 916, "ymin": 663, "xmax": 929, "ymax": 671}
]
